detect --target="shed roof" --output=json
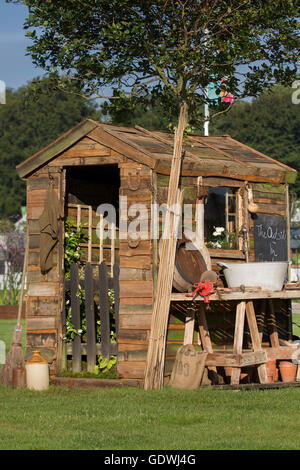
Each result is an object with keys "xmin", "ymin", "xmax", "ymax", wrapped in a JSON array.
[{"xmin": 16, "ymin": 119, "xmax": 297, "ymax": 184}]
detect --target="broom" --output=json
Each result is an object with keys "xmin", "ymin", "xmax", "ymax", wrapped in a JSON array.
[{"xmin": 0, "ymin": 236, "xmax": 28, "ymax": 387}]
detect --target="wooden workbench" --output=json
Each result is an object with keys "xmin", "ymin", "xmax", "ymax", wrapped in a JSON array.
[
  {"xmin": 171, "ymin": 287, "xmax": 300, "ymax": 385},
  {"xmin": 171, "ymin": 287, "xmax": 300, "ymax": 302}
]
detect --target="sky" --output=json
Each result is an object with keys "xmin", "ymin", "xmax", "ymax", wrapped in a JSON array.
[{"xmin": 0, "ymin": 1, "xmax": 45, "ymax": 91}]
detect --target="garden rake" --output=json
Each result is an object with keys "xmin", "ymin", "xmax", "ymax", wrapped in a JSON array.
[{"xmin": 0, "ymin": 237, "xmax": 28, "ymax": 387}]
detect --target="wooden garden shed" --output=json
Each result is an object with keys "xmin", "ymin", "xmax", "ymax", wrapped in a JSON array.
[{"xmin": 16, "ymin": 119, "xmax": 300, "ymax": 385}]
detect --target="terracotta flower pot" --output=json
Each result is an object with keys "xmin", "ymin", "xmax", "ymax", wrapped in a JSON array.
[
  {"xmin": 266, "ymin": 358, "xmax": 276, "ymax": 375},
  {"xmin": 266, "ymin": 372, "xmax": 273, "ymax": 383},
  {"xmin": 266, "ymin": 358, "xmax": 276, "ymax": 383},
  {"xmin": 274, "ymin": 368, "xmax": 279, "ymax": 382},
  {"xmin": 279, "ymin": 361, "xmax": 297, "ymax": 383}
]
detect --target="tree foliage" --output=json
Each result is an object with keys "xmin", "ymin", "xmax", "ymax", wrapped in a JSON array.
[
  {"xmin": 14, "ymin": 0, "xmax": 299, "ymax": 126},
  {"xmin": 0, "ymin": 77, "xmax": 100, "ymax": 219},
  {"xmin": 101, "ymin": 92, "xmax": 174, "ymax": 131},
  {"xmin": 211, "ymin": 85, "xmax": 300, "ymax": 195},
  {"xmin": 4, "ymin": 1, "xmax": 300, "ymax": 218}
]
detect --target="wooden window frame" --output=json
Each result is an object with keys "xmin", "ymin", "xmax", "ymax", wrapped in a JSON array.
[{"xmin": 204, "ymin": 185, "xmax": 244, "ymax": 251}]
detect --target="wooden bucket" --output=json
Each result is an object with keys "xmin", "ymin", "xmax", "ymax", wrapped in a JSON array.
[
  {"xmin": 173, "ymin": 239, "xmax": 209, "ymax": 292},
  {"xmin": 159, "ymin": 236, "xmax": 212, "ymax": 293}
]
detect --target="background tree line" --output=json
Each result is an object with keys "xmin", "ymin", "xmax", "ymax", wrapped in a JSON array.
[
  {"xmin": 0, "ymin": 78, "xmax": 100, "ymax": 222},
  {"xmin": 0, "ymin": 79, "xmax": 299, "ymax": 222}
]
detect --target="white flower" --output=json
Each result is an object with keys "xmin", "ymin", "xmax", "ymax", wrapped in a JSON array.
[
  {"xmin": 213, "ymin": 227, "xmax": 225, "ymax": 237},
  {"xmin": 211, "ymin": 241, "xmax": 222, "ymax": 248}
]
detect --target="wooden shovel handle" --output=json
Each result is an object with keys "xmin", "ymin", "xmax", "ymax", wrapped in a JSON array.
[{"xmin": 17, "ymin": 236, "xmax": 28, "ymax": 328}]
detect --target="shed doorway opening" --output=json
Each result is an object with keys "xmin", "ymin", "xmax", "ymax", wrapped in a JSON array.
[
  {"xmin": 65, "ymin": 164, "xmax": 120, "ymax": 272},
  {"xmin": 63, "ymin": 164, "xmax": 120, "ymax": 374}
]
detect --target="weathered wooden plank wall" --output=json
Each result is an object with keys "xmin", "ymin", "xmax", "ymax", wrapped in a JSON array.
[
  {"xmin": 25, "ymin": 167, "xmax": 61, "ymax": 375},
  {"xmin": 117, "ymin": 162, "xmax": 154, "ymax": 379}
]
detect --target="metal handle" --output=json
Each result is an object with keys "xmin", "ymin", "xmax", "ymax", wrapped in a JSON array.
[{"xmin": 217, "ymin": 262, "xmax": 229, "ymax": 269}]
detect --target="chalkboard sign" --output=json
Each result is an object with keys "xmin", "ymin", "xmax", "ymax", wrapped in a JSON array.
[{"xmin": 254, "ymin": 214, "xmax": 287, "ymax": 262}]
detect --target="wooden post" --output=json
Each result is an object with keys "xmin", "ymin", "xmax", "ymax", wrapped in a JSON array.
[
  {"xmin": 85, "ymin": 263, "xmax": 96, "ymax": 371},
  {"xmin": 58, "ymin": 168, "xmax": 66, "ymax": 372},
  {"xmin": 61, "ymin": 278, "xmax": 67, "ymax": 372},
  {"xmin": 197, "ymin": 304, "xmax": 214, "ymax": 354},
  {"xmin": 225, "ymin": 190, "xmax": 229, "ymax": 244},
  {"xmin": 76, "ymin": 204, "xmax": 81, "ymax": 229},
  {"xmin": 144, "ymin": 101, "xmax": 188, "ymax": 390},
  {"xmin": 267, "ymin": 300, "xmax": 280, "ymax": 348},
  {"xmin": 110, "ymin": 222, "xmax": 115, "ymax": 277},
  {"xmin": 285, "ymin": 183, "xmax": 291, "ymax": 282},
  {"xmin": 196, "ymin": 177, "xmax": 211, "ymax": 269},
  {"xmin": 243, "ymin": 184, "xmax": 250, "ymax": 262},
  {"xmin": 197, "ymin": 303, "xmax": 217, "ymax": 382},
  {"xmin": 257, "ymin": 299, "xmax": 267, "ymax": 342},
  {"xmin": 183, "ymin": 305, "xmax": 196, "ymax": 345},
  {"xmin": 70, "ymin": 263, "xmax": 81, "ymax": 372},
  {"xmin": 231, "ymin": 301, "xmax": 246, "ymax": 385},
  {"xmin": 99, "ymin": 213, "xmax": 104, "ymax": 264},
  {"xmin": 88, "ymin": 206, "xmax": 92, "ymax": 263},
  {"xmin": 296, "ymin": 362, "xmax": 300, "ymax": 382},
  {"xmin": 237, "ymin": 188, "xmax": 244, "ymax": 251},
  {"xmin": 246, "ymin": 301, "xmax": 268, "ymax": 384},
  {"xmin": 152, "ymin": 171, "xmax": 158, "ymax": 293},
  {"xmin": 113, "ymin": 262, "xmax": 120, "ymax": 341},
  {"xmin": 99, "ymin": 261, "xmax": 110, "ymax": 359}
]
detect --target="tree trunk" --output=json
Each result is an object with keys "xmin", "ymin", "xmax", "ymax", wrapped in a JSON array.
[{"xmin": 143, "ymin": 102, "xmax": 188, "ymax": 390}]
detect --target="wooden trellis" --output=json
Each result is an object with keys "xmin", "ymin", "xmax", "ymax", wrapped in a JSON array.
[{"xmin": 69, "ymin": 203, "xmax": 118, "ymax": 276}]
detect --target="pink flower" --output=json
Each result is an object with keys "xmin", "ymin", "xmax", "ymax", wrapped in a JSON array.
[{"xmin": 222, "ymin": 93, "xmax": 234, "ymax": 104}]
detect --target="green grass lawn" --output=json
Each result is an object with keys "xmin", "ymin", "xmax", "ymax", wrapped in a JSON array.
[
  {"xmin": 0, "ymin": 385, "xmax": 300, "ymax": 450},
  {"xmin": 293, "ymin": 314, "xmax": 300, "ymax": 338},
  {"xmin": 1, "ymin": 319, "xmax": 300, "ymax": 450}
]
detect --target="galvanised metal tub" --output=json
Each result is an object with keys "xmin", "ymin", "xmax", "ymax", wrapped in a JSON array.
[{"xmin": 217, "ymin": 261, "xmax": 290, "ymax": 291}]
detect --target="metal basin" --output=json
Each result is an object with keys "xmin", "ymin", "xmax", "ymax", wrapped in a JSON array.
[{"xmin": 217, "ymin": 261, "xmax": 290, "ymax": 291}]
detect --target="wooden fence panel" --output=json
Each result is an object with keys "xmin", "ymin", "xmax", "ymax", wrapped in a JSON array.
[
  {"xmin": 113, "ymin": 262, "xmax": 120, "ymax": 339},
  {"xmin": 70, "ymin": 263, "xmax": 81, "ymax": 372},
  {"xmin": 99, "ymin": 262, "xmax": 110, "ymax": 359},
  {"xmin": 85, "ymin": 263, "xmax": 96, "ymax": 372},
  {"xmin": 64, "ymin": 261, "xmax": 119, "ymax": 371}
]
